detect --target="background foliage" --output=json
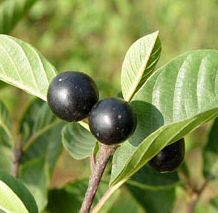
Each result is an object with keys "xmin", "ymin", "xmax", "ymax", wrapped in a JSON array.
[{"xmin": 0, "ymin": 0, "xmax": 218, "ymax": 212}]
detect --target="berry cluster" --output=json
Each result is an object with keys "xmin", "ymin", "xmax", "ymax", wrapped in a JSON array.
[
  {"xmin": 47, "ymin": 71, "xmax": 185, "ymax": 172},
  {"xmin": 47, "ymin": 71, "xmax": 136, "ymax": 145}
]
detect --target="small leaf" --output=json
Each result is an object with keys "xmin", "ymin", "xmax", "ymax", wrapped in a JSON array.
[
  {"xmin": 127, "ymin": 165, "xmax": 180, "ymax": 190},
  {"xmin": 62, "ymin": 123, "xmax": 96, "ymax": 160},
  {"xmin": 0, "ymin": 100, "xmax": 13, "ymax": 173},
  {"xmin": 19, "ymin": 158, "xmax": 49, "ymax": 212},
  {"xmin": 203, "ymin": 118, "xmax": 218, "ymax": 180},
  {"xmin": 121, "ymin": 31, "xmax": 161, "ymax": 101},
  {"xmin": 111, "ymin": 50, "xmax": 218, "ymax": 185},
  {"xmin": 0, "ymin": 0, "xmax": 39, "ymax": 34},
  {"xmin": 0, "ymin": 35, "xmax": 57, "ymax": 100},
  {"xmin": 0, "ymin": 170, "xmax": 38, "ymax": 213}
]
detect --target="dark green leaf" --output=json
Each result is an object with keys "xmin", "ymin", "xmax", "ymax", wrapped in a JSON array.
[
  {"xmin": 127, "ymin": 185, "xmax": 175, "ymax": 213},
  {"xmin": 19, "ymin": 99, "xmax": 65, "ymax": 211},
  {"xmin": 127, "ymin": 165, "xmax": 180, "ymax": 190},
  {"xmin": 19, "ymin": 158, "xmax": 49, "ymax": 212},
  {"xmin": 203, "ymin": 118, "xmax": 218, "ymax": 180},
  {"xmin": 47, "ymin": 179, "xmax": 119, "ymax": 213},
  {"xmin": 0, "ymin": 170, "xmax": 38, "ymax": 213}
]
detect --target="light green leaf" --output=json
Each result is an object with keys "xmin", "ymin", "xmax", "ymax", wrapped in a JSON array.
[
  {"xmin": 127, "ymin": 165, "xmax": 180, "ymax": 190},
  {"xmin": 0, "ymin": 171, "xmax": 38, "ymax": 213},
  {"xmin": 19, "ymin": 158, "xmax": 49, "ymax": 212},
  {"xmin": 62, "ymin": 123, "xmax": 96, "ymax": 160},
  {"xmin": 0, "ymin": 35, "xmax": 57, "ymax": 100},
  {"xmin": 111, "ymin": 50, "xmax": 218, "ymax": 185},
  {"xmin": 203, "ymin": 118, "xmax": 218, "ymax": 180},
  {"xmin": 0, "ymin": 100, "xmax": 13, "ymax": 173},
  {"xmin": 0, "ymin": 0, "xmax": 39, "ymax": 34},
  {"xmin": 121, "ymin": 31, "xmax": 161, "ymax": 101}
]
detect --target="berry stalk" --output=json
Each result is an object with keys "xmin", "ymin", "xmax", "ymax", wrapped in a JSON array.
[{"xmin": 80, "ymin": 144, "xmax": 117, "ymax": 213}]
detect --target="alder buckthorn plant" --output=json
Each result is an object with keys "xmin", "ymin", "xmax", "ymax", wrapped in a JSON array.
[{"xmin": 0, "ymin": 1, "xmax": 218, "ymax": 213}]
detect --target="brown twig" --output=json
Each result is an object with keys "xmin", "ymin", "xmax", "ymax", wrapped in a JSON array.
[
  {"xmin": 92, "ymin": 180, "xmax": 125, "ymax": 213},
  {"xmin": 11, "ymin": 145, "xmax": 22, "ymax": 177},
  {"xmin": 80, "ymin": 144, "xmax": 117, "ymax": 213},
  {"xmin": 187, "ymin": 181, "xmax": 209, "ymax": 213}
]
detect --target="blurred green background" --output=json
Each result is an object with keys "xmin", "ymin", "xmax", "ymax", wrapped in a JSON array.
[
  {"xmin": 9, "ymin": 0, "xmax": 218, "ymax": 94},
  {"xmin": 1, "ymin": 0, "xmax": 218, "ymax": 212}
]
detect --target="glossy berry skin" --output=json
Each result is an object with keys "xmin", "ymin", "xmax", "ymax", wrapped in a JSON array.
[
  {"xmin": 148, "ymin": 138, "xmax": 185, "ymax": 173},
  {"xmin": 47, "ymin": 71, "xmax": 99, "ymax": 122},
  {"xmin": 89, "ymin": 97, "xmax": 137, "ymax": 145}
]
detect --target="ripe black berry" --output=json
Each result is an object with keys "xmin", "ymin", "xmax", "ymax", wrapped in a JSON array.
[
  {"xmin": 47, "ymin": 71, "xmax": 99, "ymax": 122},
  {"xmin": 148, "ymin": 138, "xmax": 185, "ymax": 173},
  {"xmin": 88, "ymin": 97, "xmax": 137, "ymax": 145}
]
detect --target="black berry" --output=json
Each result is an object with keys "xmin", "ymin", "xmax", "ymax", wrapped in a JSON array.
[
  {"xmin": 89, "ymin": 97, "xmax": 137, "ymax": 145},
  {"xmin": 47, "ymin": 71, "xmax": 99, "ymax": 122},
  {"xmin": 148, "ymin": 138, "xmax": 185, "ymax": 173}
]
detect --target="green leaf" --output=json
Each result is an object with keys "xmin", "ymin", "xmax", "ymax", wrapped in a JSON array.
[
  {"xmin": 0, "ymin": 170, "xmax": 38, "ymax": 213},
  {"xmin": 203, "ymin": 118, "xmax": 218, "ymax": 180},
  {"xmin": 47, "ymin": 179, "xmax": 120, "ymax": 213},
  {"xmin": 19, "ymin": 100, "xmax": 65, "ymax": 211},
  {"xmin": 111, "ymin": 50, "xmax": 218, "ymax": 185},
  {"xmin": 127, "ymin": 185, "xmax": 175, "ymax": 213},
  {"xmin": 0, "ymin": 0, "xmax": 39, "ymax": 34},
  {"xmin": 0, "ymin": 100, "xmax": 13, "ymax": 173},
  {"xmin": 20, "ymin": 99, "xmax": 64, "ymax": 173},
  {"xmin": 121, "ymin": 31, "xmax": 161, "ymax": 101},
  {"xmin": 19, "ymin": 158, "xmax": 49, "ymax": 212},
  {"xmin": 0, "ymin": 35, "xmax": 56, "ymax": 100},
  {"xmin": 127, "ymin": 165, "xmax": 180, "ymax": 190},
  {"xmin": 62, "ymin": 123, "xmax": 96, "ymax": 160}
]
